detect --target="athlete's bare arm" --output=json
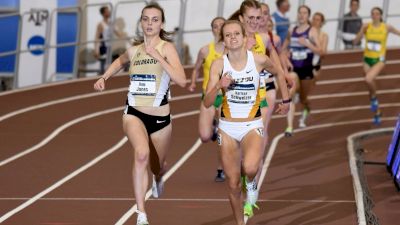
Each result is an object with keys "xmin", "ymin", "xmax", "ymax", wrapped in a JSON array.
[
  {"xmin": 353, "ymin": 23, "xmax": 369, "ymax": 45},
  {"xmin": 188, "ymin": 45, "xmax": 208, "ymax": 92},
  {"xmin": 93, "ymin": 46, "xmax": 135, "ymax": 91},
  {"xmin": 204, "ymin": 59, "xmax": 231, "ymax": 108},
  {"xmin": 255, "ymin": 54, "xmax": 290, "ymax": 115},
  {"xmin": 145, "ymin": 40, "xmax": 187, "ymax": 88},
  {"xmin": 388, "ymin": 24, "xmax": 400, "ymax": 36}
]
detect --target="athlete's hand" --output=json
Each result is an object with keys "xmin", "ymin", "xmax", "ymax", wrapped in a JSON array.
[
  {"xmin": 219, "ymin": 72, "xmax": 233, "ymax": 91},
  {"xmin": 276, "ymin": 102, "xmax": 290, "ymax": 115},
  {"xmin": 188, "ymin": 82, "xmax": 196, "ymax": 92},
  {"xmin": 144, "ymin": 36, "xmax": 161, "ymax": 61},
  {"xmin": 94, "ymin": 77, "xmax": 106, "ymax": 92},
  {"xmin": 298, "ymin": 37, "xmax": 308, "ymax": 47}
]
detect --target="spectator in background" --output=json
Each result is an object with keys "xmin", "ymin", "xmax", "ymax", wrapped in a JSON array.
[
  {"xmin": 94, "ymin": 6, "xmax": 124, "ymax": 74},
  {"xmin": 272, "ymin": 0, "xmax": 290, "ymax": 42},
  {"xmin": 172, "ymin": 27, "xmax": 192, "ymax": 65},
  {"xmin": 342, "ymin": 0, "xmax": 362, "ymax": 49}
]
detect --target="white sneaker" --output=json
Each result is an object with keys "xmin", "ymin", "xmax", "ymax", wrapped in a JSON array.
[
  {"xmin": 135, "ymin": 210, "xmax": 149, "ymax": 225},
  {"xmin": 152, "ymin": 175, "xmax": 164, "ymax": 198},
  {"xmin": 298, "ymin": 117, "xmax": 306, "ymax": 128},
  {"xmin": 246, "ymin": 179, "xmax": 258, "ymax": 205}
]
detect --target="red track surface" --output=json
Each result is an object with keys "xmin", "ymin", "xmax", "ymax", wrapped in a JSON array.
[{"xmin": 0, "ymin": 49, "xmax": 399, "ymax": 225}]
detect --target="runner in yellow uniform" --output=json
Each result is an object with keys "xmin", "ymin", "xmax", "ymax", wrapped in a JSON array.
[
  {"xmin": 188, "ymin": 17, "xmax": 226, "ymax": 182},
  {"xmin": 353, "ymin": 7, "xmax": 400, "ymax": 124}
]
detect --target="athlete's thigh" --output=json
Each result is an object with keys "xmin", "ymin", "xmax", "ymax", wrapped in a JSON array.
[
  {"xmin": 366, "ymin": 62, "xmax": 385, "ymax": 80},
  {"xmin": 123, "ymin": 114, "xmax": 149, "ymax": 154},
  {"xmin": 150, "ymin": 123, "xmax": 172, "ymax": 163},
  {"xmin": 218, "ymin": 130, "xmax": 241, "ymax": 179},
  {"xmin": 241, "ymin": 129, "xmax": 264, "ymax": 166}
]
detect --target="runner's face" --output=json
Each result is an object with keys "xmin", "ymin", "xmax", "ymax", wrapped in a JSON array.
[
  {"xmin": 350, "ymin": 1, "xmax": 359, "ymax": 13},
  {"xmin": 259, "ymin": 5, "xmax": 270, "ymax": 28},
  {"xmin": 223, "ymin": 23, "xmax": 245, "ymax": 50},
  {"xmin": 312, "ymin": 14, "xmax": 322, "ymax": 28},
  {"xmin": 297, "ymin": 7, "xmax": 309, "ymax": 24},
  {"xmin": 371, "ymin": 9, "xmax": 382, "ymax": 22},
  {"xmin": 141, "ymin": 8, "xmax": 163, "ymax": 37},
  {"xmin": 241, "ymin": 7, "xmax": 261, "ymax": 34},
  {"xmin": 212, "ymin": 19, "xmax": 225, "ymax": 38}
]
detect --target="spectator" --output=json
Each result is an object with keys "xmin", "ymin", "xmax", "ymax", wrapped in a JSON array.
[
  {"xmin": 272, "ymin": 0, "xmax": 290, "ymax": 42},
  {"xmin": 342, "ymin": 0, "xmax": 362, "ymax": 49},
  {"xmin": 172, "ymin": 27, "xmax": 192, "ymax": 65},
  {"xmin": 94, "ymin": 6, "xmax": 124, "ymax": 74}
]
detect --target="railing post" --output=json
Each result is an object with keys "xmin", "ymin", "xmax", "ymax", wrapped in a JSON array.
[
  {"xmin": 217, "ymin": 0, "xmax": 224, "ymax": 17},
  {"xmin": 73, "ymin": 8, "xmax": 82, "ymax": 79},
  {"xmin": 382, "ymin": 0, "xmax": 389, "ymax": 22},
  {"xmin": 14, "ymin": 14, "xmax": 23, "ymax": 88},
  {"xmin": 335, "ymin": 0, "xmax": 346, "ymax": 50},
  {"xmin": 176, "ymin": 0, "xmax": 187, "ymax": 62}
]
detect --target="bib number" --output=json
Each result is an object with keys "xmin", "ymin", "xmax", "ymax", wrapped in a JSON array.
[
  {"xmin": 367, "ymin": 41, "xmax": 382, "ymax": 52},
  {"xmin": 292, "ymin": 51, "xmax": 307, "ymax": 60},
  {"xmin": 227, "ymin": 84, "xmax": 256, "ymax": 104},
  {"xmin": 129, "ymin": 74, "xmax": 156, "ymax": 96}
]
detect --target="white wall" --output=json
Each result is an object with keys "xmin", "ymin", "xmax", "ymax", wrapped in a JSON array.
[{"xmin": 81, "ymin": 0, "xmax": 400, "ymax": 66}]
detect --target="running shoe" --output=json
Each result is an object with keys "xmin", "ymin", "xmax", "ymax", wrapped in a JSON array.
[
  {"xmin": 370, "ymin": 97, "xmax": 379, "ymax": 112},
  {"xmin": 284, "ymin": 127, "xmax": 293, "ymax": 137},
  {"xmin": 152, "ymin": 175, "xmax": 164, "ymax": 198},
  {"xmin": 298, "ymin": 108, "xmax": 310, "ymax": 128},
  {"xmin": 135, "ymin": 210, "xmax": 149, "ymax": 225},
  {"xmin": 246, "ymin": 179, "xmax": 258, "ymax": 205},
  {"xmin": 243, "ymin": 201, "xmax": 259, "ymax": 218},
  {"xmin": 373, "ymin": 112, "xmax": 382, "ymax": 125},
  {"xmin": 298, "ymin": 117, "xmax": 306, "ymax": 128},
  {"xmin": 214, "ymin": 169, "xmax": 225, "ymax": 182}
]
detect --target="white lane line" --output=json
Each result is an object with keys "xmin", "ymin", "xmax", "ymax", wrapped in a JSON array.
[
  {"xmin": 347, "ymin": 128, "xmax": 395, "ymax": 225},
  {"xmin": 245, "ymin": 117, "xmax": 398, "ymax": 224},
  {"xmin": 316, "ymin": 74, "xmax": 400, "ymax": 85},
  {"xmin": 321, "ymin": 59, "xmax": 400, "ymax": 70},
  {"xmin": 0, "ymin": 137, "xmax": 127, "ymax": 223},
  {"xmin": 270, "ymin": 103, "xmax": 400, "ymax": 120},
  {"xmin": 0, "ymin": 109, "xmax": 201, "ymax": 223},
  {"xmin": 0, "ymin": 94, "xmax": 200, "ymax": 167},
  {"xmin": 309, "ymin": 88, "xmax": 400, "ymax": 100},
  {"xmin": 0, "ymin": 88, "xmax": 200, "ymax": 122},
  {"xmin": 0, "ymin": 88, "xmax": 126, "ymax": 122},
  {"xmin": 0, "ymin": 107, "xmax": 123, "ymax": 167},
  {"xmin": 0, "ymin": 197, "xmax": 355, "ymax": 203},
  {"xmin": 1, "ymin": 73, "xmax": 397, "ymax": 123},
  {"xmin": 114, "ymin": 139, "xmax": 202, "ymax": 225}
]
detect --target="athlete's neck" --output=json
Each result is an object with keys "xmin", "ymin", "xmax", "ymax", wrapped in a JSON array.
[
  {"xmin": 297, "ymin": 23, "xmax": 310, "ymax": 31},
  {"xmin": 227, "ymin": 48, "xmax": 247, "ymax": 66},
  {"xmin": 372, "ymin": 20, "xmax": 381, "ymax": 27},
  {"xmin": 144, "ymin": 35, "xmax": 161, "ymax": 47}
]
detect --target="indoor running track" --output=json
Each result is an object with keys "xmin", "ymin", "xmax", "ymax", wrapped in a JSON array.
[{"xmin": 0, "ymin": 49, "xmax": 399, "ymax": 225}]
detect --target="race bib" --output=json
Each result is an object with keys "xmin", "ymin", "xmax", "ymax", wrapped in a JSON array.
[
  {"xmin": 292, "ymin": 50, "xmax": 308, "ymax": 60},
  {"xmin": 129, "ymin": 74, "xmax": 156, "ymax": 96},
  {"xmin": 227, "ymin": 84, "xmax": 256, "ymax": 104},
  {"xmin": 367, "ymin": 41, "xmax": 382, "ymax": 52}
]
